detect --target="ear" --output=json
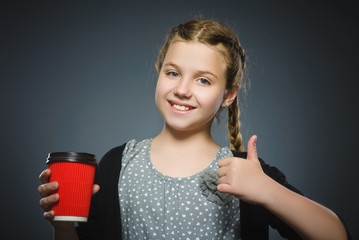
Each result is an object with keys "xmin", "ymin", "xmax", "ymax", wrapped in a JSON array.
[{"xmin": 222, "ymin": 84, "xmax": 240, "ymax": 107}]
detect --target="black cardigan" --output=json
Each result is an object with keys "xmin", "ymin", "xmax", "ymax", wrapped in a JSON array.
[{"xmin": 75, "ymin": 143, "xmax": 343, "ymax": 239}]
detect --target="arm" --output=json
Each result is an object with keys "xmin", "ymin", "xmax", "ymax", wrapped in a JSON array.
[
  {"xmin": 217, "ymin": 135, "xmax": 348, "ymax": 240},
  {"xmin": 52, "ymin": 222, "xmax": 79, "ymax": 240},
  {"xmin": 260, "ymin": 170, "xmax": 346, "ymax": 240}
]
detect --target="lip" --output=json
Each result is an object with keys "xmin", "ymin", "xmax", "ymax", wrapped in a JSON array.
[
  {"xmin": 168, "ymin": 100, "xmax": 196, "ymax": 108},
  {"xmin": 167, "ymin": 100, "xmax": 197, "ymax": 113}
]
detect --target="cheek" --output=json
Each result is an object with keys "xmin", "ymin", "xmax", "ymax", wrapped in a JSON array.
[
  {"xmin": 155, "ymin": 77, "xmax": 169, "ymax": 106},
  {"xmin": 154, "ymin": 81, "xmax": 162, "ymax": 107},
  {"xmin": 197, "ymin": 90, "xmax": 224, "ymax": 110}
]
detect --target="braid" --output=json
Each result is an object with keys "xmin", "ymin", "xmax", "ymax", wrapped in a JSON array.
[{"xmin": 227, "ymin": 97, "xmax": 243, "ymax": 152}]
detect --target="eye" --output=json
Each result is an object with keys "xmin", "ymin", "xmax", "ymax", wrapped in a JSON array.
[
  {"xmin": 167, "ymin": 71, "xmax": 179, "ymax": 78},
  {"xmin": 198, "ymin": 78, "xmax": 210, "ymax": 85}
]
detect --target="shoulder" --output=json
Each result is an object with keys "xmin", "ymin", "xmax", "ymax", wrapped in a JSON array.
[
  {"xmin": 121, "ymin": 138, "xmax": 151, "ymax": 164},
  {"xmin": 94, "ymin": 139, "xmax": 144, "ymax": 184},
  {"xmin": 98, "ymin": 144, "xmax": 126, "ymax": 167},
  {"xmin": 122, "ymin": 138, "xmax": 151, "ymax": 156},
  {"xmin": 98, "ymin": 138, "xmax": 150, "ymax": 168}
]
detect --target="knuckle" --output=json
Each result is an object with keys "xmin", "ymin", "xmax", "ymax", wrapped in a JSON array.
[
  {"xmin": 39, "ymin": 169, "xmax": 47, "ymax": 179},
  {"xmin": 43, "ymin": 211, "xmax": 51, "ymax": 220},
  {"xmin": 39, "ymin": 169, "xmax": 51, "ymax": 183},
  {"xmin": 38, "ymin": 184, "xmax": 47, "ymax": 194},
  {"xmin": 228, "ymin": 167, "xmax": 236, "ymax": 175},
  {"xmin": 37, "ymin": 185, "xmax": 44, "ymax": 195},
  {"xmin": 40, "ymin": 195, "xmax": 57, "ymax": 210},
  {"xmin": 39, "ymin": 197, "xmax": 47, "ymax": 208}
]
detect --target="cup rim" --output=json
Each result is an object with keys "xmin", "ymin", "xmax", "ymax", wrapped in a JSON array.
[{"xmin": 46, "ymin": 152, "xmax": 97, "ymax": 165}]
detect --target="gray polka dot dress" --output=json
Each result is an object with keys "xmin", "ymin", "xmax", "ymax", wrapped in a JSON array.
[{"xmin": 118, "ymin": 139, "xmax": 241, "ymax": 239}]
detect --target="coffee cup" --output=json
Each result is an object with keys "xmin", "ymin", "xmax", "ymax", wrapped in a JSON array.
[{"xmin": 46, "ymin": 152, "xmax": 97, "ymax": 222}]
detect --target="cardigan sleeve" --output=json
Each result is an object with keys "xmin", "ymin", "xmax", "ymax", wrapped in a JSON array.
[{"xmin": 76, "ymin": 144, "xmax": 126, "ymax": 240}]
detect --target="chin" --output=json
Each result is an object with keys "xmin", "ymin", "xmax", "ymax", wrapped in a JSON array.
[{"xmin": 165, "ymin": 118, "xmax": 212, "ymax": 133}]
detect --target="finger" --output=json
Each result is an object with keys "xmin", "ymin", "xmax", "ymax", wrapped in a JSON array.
[
  {"xmin": 38, "ymin": 181, "xmax": 58, "ymax": 198},
  {"xmin": 217, "ymin": 166, "xmax": 228, "ymax": 178},
  {"xmin": 218, "ymin": 157, "xmax": 232, "ymax": 167},
  {"xmin": 43, "ymin": 210, "xmax": 55, "ymax": 220},
  {"xmin": 247, "ymin": 135, "xmax": 258, "ymax": 160},
  {"xmin": 39, "ymin": 169, "xmax": 51, "ymax": 184},
  {"xmin": 92, "ymin": 184, "xmax": 100, "ymax": 195},
  {"xmin": 39, "ymin": 193, "xmax": 59, "ymax": 211},
  {"xmin": 217, "ymin": 175, "xmax": 229, "ymax": 185},
  {"xmin": 217, "ymin": 183, "xmax": 232, "ymax": 194}
]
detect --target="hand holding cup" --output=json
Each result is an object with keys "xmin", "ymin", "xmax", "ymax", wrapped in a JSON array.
[{"xmin": 38, "ymin": 152, "xmax": 99, "ymax": 222}]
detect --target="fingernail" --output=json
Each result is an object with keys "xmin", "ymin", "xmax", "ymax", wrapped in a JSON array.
[
  {"xmin": 52, "ymin": 181, "xmax": 58, "ymax": 188},
  {"xmin": 52, "ymin": 194, "xmax": 59, "ymax": 201},
  {"xmin": 46, "ymin": 211, "xmax": 54, "ymax": 219}
]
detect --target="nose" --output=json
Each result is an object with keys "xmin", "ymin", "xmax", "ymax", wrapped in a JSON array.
[{"xmin": 174, "ymin": 78, "xmax": 192, "ymax": 99}]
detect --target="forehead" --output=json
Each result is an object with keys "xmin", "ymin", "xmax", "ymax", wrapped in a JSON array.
[{"xmin": 163, "ymin": 40, "xmax": 227, "ymax": 79}]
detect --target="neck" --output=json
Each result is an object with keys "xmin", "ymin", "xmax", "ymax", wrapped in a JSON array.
[
  {"xmin": 150, "ymin": 122, "xmax": 220, "ymax": 178},
  {"xmin": 153, "ymin": 122, "xmax": 217, "ymax": 150}
]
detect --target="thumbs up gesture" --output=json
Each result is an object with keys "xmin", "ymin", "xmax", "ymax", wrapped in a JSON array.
[{"xmin": 217, "ymin": 135, "xmax": 271, "ymax": 205}]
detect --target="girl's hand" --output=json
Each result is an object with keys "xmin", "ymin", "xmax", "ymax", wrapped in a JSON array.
[
  {"xmin": 38, "ymin": 169, "xmax": 100, "ymax": 221},
  {"xmin": 217, "ymin": 135, "xmax": 272, "ymax": 205},
  {"xmin": 38, "ymin": 168, "xmax": 59, "ymax": 221}
]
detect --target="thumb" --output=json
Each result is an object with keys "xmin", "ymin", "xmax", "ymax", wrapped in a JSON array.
[
  {"xmin": 247, "ymin": 135, "xmax": 258, "ymax": 160},
  {"xmin": 92, "ymin": 184, "xmax": 100, "ymax": 195}
]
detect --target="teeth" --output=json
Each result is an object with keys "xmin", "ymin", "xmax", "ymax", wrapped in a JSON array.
[{"xmin": 173, "ymin": 104, "xmax": 190, "ymax": 111}]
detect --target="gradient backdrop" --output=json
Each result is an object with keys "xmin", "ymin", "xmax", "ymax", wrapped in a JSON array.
[{"xmin": 1, "ymin": 1, "xmax": 358, "ymax": 239}]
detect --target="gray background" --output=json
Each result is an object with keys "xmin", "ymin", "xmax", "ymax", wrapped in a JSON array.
[{"xmin": 1, "ymin": 0, "xmax": 358, "ymax": 239}]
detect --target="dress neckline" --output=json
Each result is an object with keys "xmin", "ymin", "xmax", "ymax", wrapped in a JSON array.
[{"xmin": 147, "ymin": 138, "xmax": 222, "ymax": 182}]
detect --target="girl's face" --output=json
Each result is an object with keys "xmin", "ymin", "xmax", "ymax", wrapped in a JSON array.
[{"xmin": 155, "ymin": 40, "xmax": 234, "ymax": 133}]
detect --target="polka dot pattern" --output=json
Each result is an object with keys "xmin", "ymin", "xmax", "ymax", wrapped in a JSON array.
[{"xmin": 118, "ymin": 139, "xmax": 241, "ymax": 239}]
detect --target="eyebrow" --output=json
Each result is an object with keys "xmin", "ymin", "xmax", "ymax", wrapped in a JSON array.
[{"xmin": 163, "ymin": 62, "xmax": 219, "ymax": 81}]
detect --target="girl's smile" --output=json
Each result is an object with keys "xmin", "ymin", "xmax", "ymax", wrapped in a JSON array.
[
  {"xmin": 168, "ymin": 100, "xmax": 197, "ymax": 113},
  {"xmin": 155, "ymin": 39, "xmax": 228, "ymax": 132}
]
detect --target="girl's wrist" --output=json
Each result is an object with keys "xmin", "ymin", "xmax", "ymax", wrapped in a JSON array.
[
  {"xmin": 52, "ymin": 221, "xmax": 79, "ymax": 240},
  {"xmin": 51, "ymin": 221, "xmax": 75, "ymax": 231},
  {"xmin": 257, "ymin": 175, "xmax": 283, "ymax": 208}
]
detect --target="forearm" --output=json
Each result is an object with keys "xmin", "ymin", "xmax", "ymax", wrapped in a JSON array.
[
  {"xmin": 52, "ymin": 222, "xmax": 79, "ymax": 240},
  {"xmin": 262, "ymin": 177, "xmax": 347, "ymax": 240}
]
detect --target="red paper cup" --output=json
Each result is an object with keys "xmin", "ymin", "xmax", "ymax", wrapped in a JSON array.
[{"xmin": 46, "ymin": 152, "xmax": 97, "ymax": 222}]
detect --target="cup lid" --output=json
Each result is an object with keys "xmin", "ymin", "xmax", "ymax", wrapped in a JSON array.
[{"xmin": 46, "ymin": 152, "xmax": 97, "ymax": 165}]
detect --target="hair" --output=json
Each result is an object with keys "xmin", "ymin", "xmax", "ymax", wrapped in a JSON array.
[{"xmin": 155, "ymin": 19, "xmax": 246, "ymax": 152}]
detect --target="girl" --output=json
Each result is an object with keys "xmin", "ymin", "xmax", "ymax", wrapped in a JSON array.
[{"xmin": 38, "ymin": 19, "xmax": 350, "ymax": 239}]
